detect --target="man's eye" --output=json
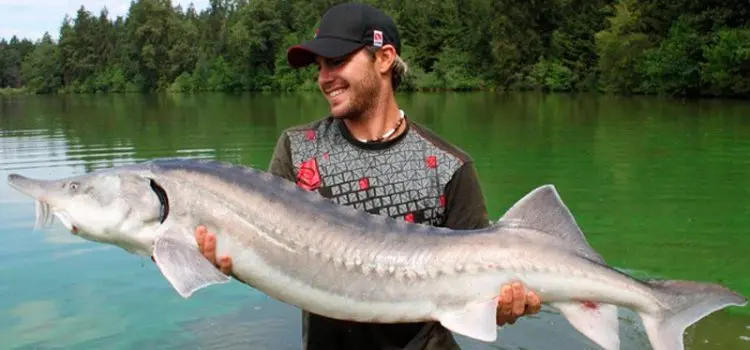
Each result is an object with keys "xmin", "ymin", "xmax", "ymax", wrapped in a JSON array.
[{"xmin": 315, "ymin": 56, "xmax": 347, "ymax": 70}]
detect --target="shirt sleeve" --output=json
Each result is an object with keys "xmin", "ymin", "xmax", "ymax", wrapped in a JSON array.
[
  {"xmin": 442, "ymin": 161, "xmax": 490, "ymax": 230},
  {"xmin": 267, "ymin": 132, "xmax": 296, "ymax": 182}
]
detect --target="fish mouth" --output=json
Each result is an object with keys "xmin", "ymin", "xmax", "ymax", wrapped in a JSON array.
[
  {"xmin": 53, "ymin": 210, "xmax": 78, "ymax": 235},
  {"xmin": 33, "ymin": 200, "xmax": 78, "ymax": 234},
  {"xmin": 34, "ymin": 199, "xmax": 54, "ymax": 230}
]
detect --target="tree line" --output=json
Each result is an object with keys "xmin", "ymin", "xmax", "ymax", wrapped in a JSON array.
[{"xmin": 1, "ymin": 0, "xmax": 748, "ymax": 98}]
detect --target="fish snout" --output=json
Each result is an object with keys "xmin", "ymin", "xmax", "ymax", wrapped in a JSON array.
[
  {"xmin": 7, "ymin": 174, "xmax": 50, "ymax": 200},
  {"xmin": 7, "ymin": 174, "xmax": 34, "ymax": 193},
  {"xmin": 7, "ymin": 173, "xmax": 27, "ymax": 185}
]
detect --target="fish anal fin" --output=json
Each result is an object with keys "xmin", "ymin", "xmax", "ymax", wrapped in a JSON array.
[
  {"xmin": 551, "ymin": 301, "xmax": 619, "ymax": 350},
  {"xmin": 153, "ymin": 225, "xmax": 231, "ymax": 298},
  {"xmin": 437, "ymin": 298, "xmax": 498, "ymax": 342},
  {"xmin": 497, "ymin": 185, "xmax": 604, "ymax": 263}
]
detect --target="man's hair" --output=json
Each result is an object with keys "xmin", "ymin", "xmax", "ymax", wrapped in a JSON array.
[{"xmin": 364, "ymin": 45, "xmax": 409, "ymax": 90}]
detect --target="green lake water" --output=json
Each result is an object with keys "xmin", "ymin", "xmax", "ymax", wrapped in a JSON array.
[{"xmin": 1, "ymin": 92, "xmax": 748, "ymax": 349}]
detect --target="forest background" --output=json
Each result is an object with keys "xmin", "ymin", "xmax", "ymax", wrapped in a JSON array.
[{"xmin": 0, "ymin": 0, "xmax": 748, "ymax": 98}]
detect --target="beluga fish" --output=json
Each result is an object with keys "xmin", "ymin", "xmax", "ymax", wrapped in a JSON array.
[{"xmin": 6, "ymin": 158, "xmax": 747, "ymax": 350}]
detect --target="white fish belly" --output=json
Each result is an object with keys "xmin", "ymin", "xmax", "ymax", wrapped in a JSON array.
[
  {"xmin": 214, "ymin": 234, "xmax": 518, "ymax": 323},
  {"xmin": 208, "ymin": 217, "xmax": 658, "ymax": 324},
  {"xmin": 223, "ymin": 242, "xmax": 437, "ymax": 322}
]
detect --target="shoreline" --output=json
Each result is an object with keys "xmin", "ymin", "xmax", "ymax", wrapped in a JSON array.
[{"xmin": 2, "ymin": 87, "xmax": 748, "ymax": 101}]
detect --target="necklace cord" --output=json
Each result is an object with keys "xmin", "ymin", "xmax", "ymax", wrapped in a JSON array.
[{"xmin": 357, "ymin": 110, "xmax": 406, "ymax": 143}]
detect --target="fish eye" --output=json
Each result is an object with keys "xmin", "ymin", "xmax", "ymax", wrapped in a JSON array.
[{"xmin": 68, "ymin": 182, "xmax": 80, "ymax": 191}]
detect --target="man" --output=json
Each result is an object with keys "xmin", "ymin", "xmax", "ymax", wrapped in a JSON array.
[{"xmin": 194, "ymin": 3, "xmax": 541, "ymax": 349}]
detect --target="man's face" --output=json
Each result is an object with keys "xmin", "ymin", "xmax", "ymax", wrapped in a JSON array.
[{"xmin": 315, "ymin": 48, "xmax": 380, "ymax": 120}]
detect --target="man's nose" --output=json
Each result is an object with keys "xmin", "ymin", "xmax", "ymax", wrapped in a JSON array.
[{"xmin": 318, "ymin": 65, "xmax": 333, "ymax": 84}]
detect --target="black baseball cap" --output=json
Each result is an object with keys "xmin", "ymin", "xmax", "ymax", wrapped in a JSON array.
[{"xmin": 287, "ymin": 3, "xmax": 401, "ymax": 68}]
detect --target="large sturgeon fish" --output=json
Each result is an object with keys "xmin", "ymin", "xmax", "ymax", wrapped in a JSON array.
[{"xmin": 6, "ymin": 158, "xmax": 746, "ymax": 350}]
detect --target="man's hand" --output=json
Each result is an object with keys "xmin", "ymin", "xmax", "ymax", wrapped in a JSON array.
[
  {"xmin": 194, "ymin": 225, "xmax": 233, "ymax": 275},
  {"xmin": 496, "ymin": 282, "xmax": 541, "ymax": 325}
]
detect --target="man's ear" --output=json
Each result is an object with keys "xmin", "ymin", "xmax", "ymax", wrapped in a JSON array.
[{"xmin": 376, "ymin": 45, "xmax": 397, "ymax": 74}]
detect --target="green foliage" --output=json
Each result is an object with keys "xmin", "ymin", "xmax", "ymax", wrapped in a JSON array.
[
  {"xmin": 0, "ymin": 0, "xmax": 748, "ymax": 97},
  {"xmin": 596, "ymin": 0, "xmax": 750, "ymax": 97},
  {"xmin": 0, "ymin": 35, "xmax": 34, "ymax": 88},
  {"xmin": 701, "ymin": 27, "xmax": 750, "ymax": 97},
  {"xmin": 527, "ymin": 58, "xmax": 577, "ymax": 92},
  {"xmin": 20, "ymin": 34, "xmax": 61, "ymax": 94},
  {"xmin": 637, "ymin": 16, "xmax": 704, "ymax": 96},
  {"xmin": 595, "ymin": 0, "xmax": 651, "ymax": 93}
]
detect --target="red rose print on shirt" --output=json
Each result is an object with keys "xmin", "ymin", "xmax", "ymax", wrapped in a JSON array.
[
  {"xmin": 359, "ymin": 177, "xmax": 369, "ymax": 190},
  {"xmin": 305, "ymin": 129, "xmax": 316, "ymax": 141},
  {"xmin": 296, "ymin": 157, "xmax": 321, "ymax": 191},
  {"xmin": 405, "ymin": 213, "xmax": 415, "ymax": 222},
  {"xmin": 426, "ymin": 155, "xmax": 437, "ymax": 168}
]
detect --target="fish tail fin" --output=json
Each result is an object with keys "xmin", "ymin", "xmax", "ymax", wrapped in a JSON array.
[
  {"xmin": 639, "ymin": 279, "xmax": 747, "ymax": 350},
  {"xmin": 494, "ymin": 185, "xmax": 748, "ymax": 349}
]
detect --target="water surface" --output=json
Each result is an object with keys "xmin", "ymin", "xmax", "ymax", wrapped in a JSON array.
[{"xmin": 1, "ymin": 92, "xmax": 749, "ymax": 349}]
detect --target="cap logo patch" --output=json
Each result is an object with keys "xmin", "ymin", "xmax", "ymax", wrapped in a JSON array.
[{"xmin": 373, "ymin": 30, "xmax": 383, "ymax": 47}]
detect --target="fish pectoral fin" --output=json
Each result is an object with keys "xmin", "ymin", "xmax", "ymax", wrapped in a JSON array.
[
  {"xmin": 551, "ymin": 301, "xmax": 619, "ymax": 350},
  {"xmin": 437, "ymin": 299, "xmax": 498, "ymax": 342},
  {"xmin": 152, "ymin": 227, "xmax": 231, "ymax": 298}
]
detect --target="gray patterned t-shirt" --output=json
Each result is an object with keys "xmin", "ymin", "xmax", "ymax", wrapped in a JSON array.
[{"xmin": 266, "ymin": 115, "xmax": 490, "ymax": 350}]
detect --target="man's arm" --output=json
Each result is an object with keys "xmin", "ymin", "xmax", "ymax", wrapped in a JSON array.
[
  {"xmin": 267, "ymin": 132, "xmax": 296, "ymax": 181},
  {"xmin": 442, "ymin": 162, "xmax": 542, "ymax": 325},
  {"xmin": 442, "ymin": 161, "xmax": 490, "ymax": 230}
]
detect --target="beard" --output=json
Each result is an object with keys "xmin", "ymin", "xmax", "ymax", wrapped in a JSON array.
[{"xmin": 328, "ymin": 68, "xmax": 381, "ymax": 121}]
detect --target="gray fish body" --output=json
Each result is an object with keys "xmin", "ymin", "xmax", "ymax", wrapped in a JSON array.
[
  {"xmin": 7, "ymin": 158, "xmax": 747, "ymax": 350},
  {"xmin": 142, "ymin": 160, "xmax": 637, "ymax": 317}
]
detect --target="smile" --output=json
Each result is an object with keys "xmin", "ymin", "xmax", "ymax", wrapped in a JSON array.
[{"xmin": 329, "ymin": 89, "xmax": 345, "ymax": 97}]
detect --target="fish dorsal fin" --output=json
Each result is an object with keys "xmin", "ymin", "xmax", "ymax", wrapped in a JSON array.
[{"xmin": 497, "ymin": 185, "xmax": 603, "ymax": 263}]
